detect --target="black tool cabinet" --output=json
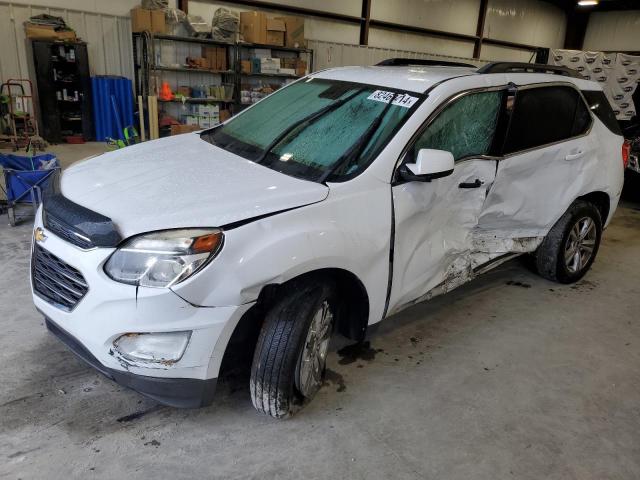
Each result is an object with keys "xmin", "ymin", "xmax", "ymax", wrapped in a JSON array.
[{"xmin": 31, "ymin": 40, "xmax": 93, "ymax": 143}]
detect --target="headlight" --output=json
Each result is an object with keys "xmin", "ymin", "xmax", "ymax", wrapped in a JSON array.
[
  {"xmin": 113, "ymin": 331, "xmax": 191, "ymax": 364},
  {"xmin": 104, "ymin": 228, "xmax": 223, "ymax": 288}
]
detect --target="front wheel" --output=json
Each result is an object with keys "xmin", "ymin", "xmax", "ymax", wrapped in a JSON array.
[
  {"xmin": 535, "ymin": 200, "xmax": 602, "ymax": 283},
  {"xmin": 250, "ymin": 278, "xmax": 336, "ymax": 419}
]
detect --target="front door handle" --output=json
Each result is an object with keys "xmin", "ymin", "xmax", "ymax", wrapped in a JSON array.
[
  {"xmin": 459, "ymin": 179, "xmax": 483, "ymax": 189},
  {"xmin": 565, "ymin": 150, "xmax": 585, "ymax": 161}
]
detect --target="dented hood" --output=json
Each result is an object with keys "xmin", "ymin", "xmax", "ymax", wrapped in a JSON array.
[{"xmin": 60, "ymin": 133, "xmax": 329, "ymax": 238}]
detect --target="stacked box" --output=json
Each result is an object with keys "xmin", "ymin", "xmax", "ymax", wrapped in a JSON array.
[
  {"xmin": 275, "ymin": 16, "xmax": 305, "ymax": 48},
  {"xmin": 176, "ymin": 86, "xmax": 191, "ymax": 97},
  {"xmin": 240, "ymin": 11, "xmax": 305, "ymax": 48},
  {"xmin": 260, "ymin": 57, "xmax": 280, "ymax": 73},
  {"xmin": 295, "ymin": 59, "xmax": 307, "ymax": 76},
  {"xmin": 240, "ymin": 11, "xmax": 267, "ymax": 44},
  {"xmin": 182, "ymin": 104, "xmax": 220, "ymax": 129},
  {"xmin": 131, "ymin": 8, "xmax": 152, "ymax": 32},
  {"xmin": 202, "ymin": 47, "xmax": 228, "ymax": 71},
  {"xmin": 171, "ymin": 124, "xmax": 201, "ymax": 135},
  {"xmin": 280, "ymin": 58, "xmax": 297, "ymax": 69},
  {"xmin": 266, "ymin": 18, "xmax": 285, "ymax": 46}
]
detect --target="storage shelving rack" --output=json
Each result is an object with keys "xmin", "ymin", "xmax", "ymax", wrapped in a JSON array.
[
  {"xmin": 132, "ymin": 32, "xmax": 238, "ymax": 129},
  {"xmin": 132, "ymin": 33, "xmax": 314, "ymax": 129},
  {"xmin": 236, "ymin": 42, "xmax": 313, "ymax": 108}
]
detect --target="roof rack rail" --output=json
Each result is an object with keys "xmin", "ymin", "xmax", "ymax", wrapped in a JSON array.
[
  {"xmin": 476, "ymin": 62, "xmax": 583, "ymax": 78},
  {"xmin": 376, "ymin": 58, "xmax": 477, "ymax": 68}
]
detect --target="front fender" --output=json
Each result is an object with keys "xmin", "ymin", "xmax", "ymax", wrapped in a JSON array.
[{"xmin": 172, "ymin": 176, "xmax": 392, "ymax": 326}]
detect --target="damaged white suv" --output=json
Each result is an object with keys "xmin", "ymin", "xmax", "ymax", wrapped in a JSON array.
[{"xmin": 32, "ymin": 60, "xmax": 624, "ymax": 418}]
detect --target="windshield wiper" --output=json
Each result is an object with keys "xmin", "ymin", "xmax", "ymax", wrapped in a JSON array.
[
  {"xmin": 254, "ymin": 88, "xmax": 365, "ymax": 165},
  {"xmin": 317, "ymin": 92, "xmax": 401, "ymax": 183}
]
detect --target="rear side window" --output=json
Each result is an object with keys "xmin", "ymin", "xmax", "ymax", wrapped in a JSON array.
[
  {"xmin": 581, "ymin": 90, "xmax": 623, "ymax": 136},
  {"xmin": 503, "ymin": 86, "xmax": 592, "ymax": 154}
]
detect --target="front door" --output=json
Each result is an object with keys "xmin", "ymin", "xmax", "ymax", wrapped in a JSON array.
[{"xmin": 387, "ymin": 88, "xmax": 505, "ymax": 315}]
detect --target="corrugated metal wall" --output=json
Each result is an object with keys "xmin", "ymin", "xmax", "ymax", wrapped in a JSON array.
[
  {"xmin": 307, "ymin": 40, "xmax": 491, "ymax": 71},
  {"xmin": 583, "ymin": 10, "xmax": 640, "ymax": 52},
  {"xmin": 0, "ymin": 1, "xmax": 134, "ymax": 82}
]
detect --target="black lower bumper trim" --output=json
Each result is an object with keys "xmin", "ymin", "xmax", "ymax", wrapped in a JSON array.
[{"xmin": 45, "ymin": 318, "xmax": 216, "ymax": 408}]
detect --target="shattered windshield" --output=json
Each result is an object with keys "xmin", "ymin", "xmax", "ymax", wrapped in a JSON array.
[{"xmin": 200, "ymin": 79, "xmax": 421, "ymax": 182}]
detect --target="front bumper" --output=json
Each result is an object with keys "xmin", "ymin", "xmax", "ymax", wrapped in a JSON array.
[
  {"xmin": 45, "ymin": 317, "xmax": 217, "ymax": 408},
  {"xmin": 31, "ymin": 208, "xmax": 253, "ymax": 407}
]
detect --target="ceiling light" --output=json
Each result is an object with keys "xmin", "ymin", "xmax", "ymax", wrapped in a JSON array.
[{"xmin": 577, "ymin": 0, "xmax": 598, "ymax": 6}]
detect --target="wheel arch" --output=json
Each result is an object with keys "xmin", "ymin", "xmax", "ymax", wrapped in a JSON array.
[
  {"xmin": 217, "ymin": 267, "xmax": 370, "ymax": 379},
  {"xmin": 577, "ymin": 191, "xmax": 610, "ymax": 225}
]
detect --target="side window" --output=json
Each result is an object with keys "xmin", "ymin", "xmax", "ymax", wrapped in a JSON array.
[
  {"xmin": 581, "ymin": 90, "xmax": 623, "ymax": 136},
  {"xmin": 411, "ymin": 90, "xmax": 503, "ymax": 162},
  {"xmin": 503, "ymin": 86, "xmax": 592, "ymax": 154}
]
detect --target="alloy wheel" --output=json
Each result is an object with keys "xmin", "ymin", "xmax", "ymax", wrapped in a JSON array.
[
  {"xmin": 564, "ymin": 216, "xmax": 597, "ymax": 274},
  {"xmin": 297, "ymin": 300, "xmax": 333, "ymax": 398}
]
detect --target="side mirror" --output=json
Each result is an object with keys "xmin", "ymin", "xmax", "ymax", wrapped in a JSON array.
[{"xmin": 399, "ymin": 148, "xmax": 455, "ymax": 182}]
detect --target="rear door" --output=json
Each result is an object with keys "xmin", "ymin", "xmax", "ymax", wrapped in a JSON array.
[{"xmin": 479, "ymin": 84, "xmax": 594, "ymax": 237}]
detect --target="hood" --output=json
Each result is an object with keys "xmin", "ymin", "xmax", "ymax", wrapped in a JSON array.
[{"xmin": 60, "ymin": 133, "xmax": 329, "ymax": 238}]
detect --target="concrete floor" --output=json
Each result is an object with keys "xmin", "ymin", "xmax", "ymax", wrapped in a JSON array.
[{"xmin": 1, "ymin": 145, "xmax": 639, "ymax": 479}]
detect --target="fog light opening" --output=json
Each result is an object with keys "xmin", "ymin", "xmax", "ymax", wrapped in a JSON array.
[{"xmin": 113, "ymin": 331, "xmax": 192, "ymax": 365}]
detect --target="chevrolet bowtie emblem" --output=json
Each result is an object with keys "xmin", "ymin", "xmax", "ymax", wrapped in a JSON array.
[{"xmin": 34, "ymin": 227, "xmax": 47, "ymax": 243}]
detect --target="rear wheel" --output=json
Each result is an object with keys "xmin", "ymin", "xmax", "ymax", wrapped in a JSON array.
[
  {"xmin": 250, "ymin": 278, "xmax": 336, "ymax": 418},
  {"xmin": 535, "ymin": 200, "xmax": 602, "ymax": 283}
]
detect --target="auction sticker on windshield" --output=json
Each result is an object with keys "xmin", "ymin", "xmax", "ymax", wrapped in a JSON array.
[{"xmin": 367, "ymin": 90, "xmax": 419, "ymax": 108}]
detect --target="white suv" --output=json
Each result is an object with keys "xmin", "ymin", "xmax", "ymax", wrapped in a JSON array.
[{"xmin": 32, "ymin": 60, "xmax": 625, "ymax": 418}]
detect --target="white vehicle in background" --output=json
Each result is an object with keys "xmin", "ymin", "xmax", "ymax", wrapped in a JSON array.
[{"xmin": 32, "ymin": 60, "xmax": 624, "ymax": 418}]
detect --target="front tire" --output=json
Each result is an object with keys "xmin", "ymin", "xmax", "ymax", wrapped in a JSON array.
[
  {"xmin": 250, "ymin": 278, "xmax": 336, "ymax": 419},
  {"xmin": 535, "ymin": 200, "xmax": 602, "ymax": 283}
]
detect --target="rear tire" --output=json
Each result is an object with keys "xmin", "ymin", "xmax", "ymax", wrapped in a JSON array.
[
  {"xmin": 250, "ymin": 278, "xmax": 336, "ymax": 419},
  {"xmin": 535, "ymin": 200, "xmax": 602, "ymax": 284}
]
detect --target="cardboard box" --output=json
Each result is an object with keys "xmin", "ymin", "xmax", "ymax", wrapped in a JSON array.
[
  {"xmin": 280, "ymin": 58, "xmax": 297, "ymax": 69},
  {"xmin": 202, "ymin": 46, "xmax": 216, "ymax": 69},
  {"xmin": 56, "ymin": 30, "xmax": 77, "ymax": 41},
  {"xmin": 260, "ymin": 57, "xmax": 280, "ymax": 73},
  {"xmin": 266, "ymin": 18, "xmax": 285, "ymax": 46},
  {"xmin": 176, "ymin": 86, "xmax": 191, "ymax": 97},
  {"xmin": 184, "ymin": 115, "xmax": 200, "ymax": 126},
  {"xmin": 240, "ymin": 11, "xmax": 267, "ymax": 44},
  {"xmin": 197, "ymin": 104, "xmax": 219, "ymax": 116},
  {"xmin": 295, "ymin": 59, "xmax": 307, "ymax": 76},
  {"xmin": 187, "ymin": 56, "xmax": 210, "ymax": 69},
  {"xmin": 216, "ymin": 47, "xmax": 227, "ymax": 70},
  {"xmin": 131, "ymin": 8, "xmax": 152, "ymax": 33},
  {"xmin": 25, "ymin": 23, "xmax": 76, "ymax": 41},
  {"xmin": 171, "ymin": 124, "xmax": 200, "ymax": 135},
  {"xmin": 199, "ymin": 117, "xmax": 213, "ymax": 129},
  {"xmin": 150, "ymin": 9, "xmax": 166, "ymax": 34},
  {"xmin": 279, "ymin": 68, "xmax": 295, "ymax": 76},
  {"xmin": 276, "ymin": 16, "xmax": 305, "ymax": 48},
  {"xmin": 241, "ymin": 60, "xmax": 252, "ymax": 74},
  {"xmin": 203, "ymin": 46, "xmax": 227, "ymax": 71},
  {"xmin": 220, "ymin": 109, "xmax": 231, "ymax": 122}
]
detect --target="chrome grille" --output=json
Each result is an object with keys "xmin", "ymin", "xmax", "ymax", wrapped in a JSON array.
[{"xmin": 32, "ymin": 244, "xmax": 89, "ymax": 311}]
